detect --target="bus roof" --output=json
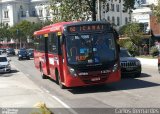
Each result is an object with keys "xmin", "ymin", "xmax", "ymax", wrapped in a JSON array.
[{"xmin": 34, "ymin": 21, "xmax": 111, "ymax": 35}]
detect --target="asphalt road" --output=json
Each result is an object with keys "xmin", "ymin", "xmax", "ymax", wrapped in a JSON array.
[{"xmin": 9, "ymin": 56, "xmax": 160, "ymax": 113}]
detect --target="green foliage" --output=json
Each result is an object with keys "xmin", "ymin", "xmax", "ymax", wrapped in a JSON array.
[
  {"xmin": 150, "ymin": 46, "xmax": 159, "ymax": 57},
  {"xmin": 50, "ymin": 0, "xmax": 94, "ymax": 21},
  {"xmin": 0, "ymin": 23, "xmax": 11, "ymax": 41},
  {"xmin": 153, "ymin": 0, "xmax": 160, "ymax": 23},
  {"xmin": 123, "ymin": 0, "xmax": 135, "ymax": 12},
  {"xmin": 50, "ymin": 0, "xmax": 135, "ymax": 21},
  {"xmin": 119, "ymin": 39, "xmax": 138, "ymax": 55},
  {"xmin": 119, "ymin": 23, "xmax": 143, "ymax": 47}
]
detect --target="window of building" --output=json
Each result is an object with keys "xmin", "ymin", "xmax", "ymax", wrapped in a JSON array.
[
  {"xmin": 111, "ymin": 4, "xmax": 114, "ymax": 11},
  {"xmin": 46, "ymin": 10, "xmax": 50, "ymax": 16},
  {"xmin": 125, "ymin": 17, "xmax": 128, "ymax": 24},
  {"xmin": 6, "ymin": 23, "xmax": 8, "ymax": 26},
  {"xmin": 117, "ymin": 17, "xmax": 120, "ymax": 26},
  {"xmin": 32, "ymin": 11, "xmax": 36, "ymax": 17},
  {"xmin": 20, "ymin": 11, "xmax": 24, "ymax": 17},
  {"xmin": 103, "ymin": 2, "xmax": 105, "ymax": 9},
  {"xmin": 112, "ymin": 16, "xmax": 115, "ymax": 24},
  {"xmin": 116, "ymin": 4, "xmax": 119, "ymax": 12},
  {"xmin": 39, "ymin": 9, "xmax": 43, "ymax": 17},
  {"xmin": 107, "ymin": 16, "xmax": 110, "ymax": 21},
  {"xmin": 106, "ymin": 3, "xmax": 109, "ymax": 12},
  {"xmin": 4, "ymin": 11, "xmax": 9, "ymax": 18}
]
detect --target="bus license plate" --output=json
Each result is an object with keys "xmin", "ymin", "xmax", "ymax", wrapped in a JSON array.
[{"xmin": 91, "ymin": 77, "xmax": 100, "ymax": 81}]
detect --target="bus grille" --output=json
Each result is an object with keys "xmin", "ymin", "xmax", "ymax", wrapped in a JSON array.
[{"xmin": 120, "ymin": 61, "xmax": 136, "ymax": 68}]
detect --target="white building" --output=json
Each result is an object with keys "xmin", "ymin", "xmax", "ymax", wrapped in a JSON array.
[
  {"xmin": 132, "ymin": 7, "xmax": 152, "ymax": 32},
  {"xmin": 132, "ymin": 0, "xmax": 158, "ymax": 32},
  {"xmin": 99, "ymin": 0, "xmax": 130, "ymax": 29},
  {"xmin": 145, "ymin": 0, "xmax": 158, "ymax": 5},
  {"xmin": 0, "ymin": 0, "xmax": 51, "ymax": 26}
]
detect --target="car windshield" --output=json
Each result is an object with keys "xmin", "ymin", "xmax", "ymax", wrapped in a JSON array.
[
  {"xmin": 66, "ymin": 33, "xmax": 116, "ymax": 65},
  {"xmin": 8, "ymin": 48, "xmax": 14, "ymax": 51},
  {"xmin": 19, "ymin": 51, "xmax": 27, "ymax": 54},
  {"xmin": 0, "ymin": 57, "xmax": 7, "ymax": 62},
  {"xmin": 120, "ymin": 49, "xmax": 131, "ymax": 57},
  {"xmin": 28, "ymin": 49, "xmax": 34, "ymax": 53}
]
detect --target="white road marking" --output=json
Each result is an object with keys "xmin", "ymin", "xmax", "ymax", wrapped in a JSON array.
[
  {"xmin": 52, "ymin": 95, "xmax": 78, "ymax": 114},
  {"xmin": 122, "ymin": 90, "xmax": 142, "ymax": 98},
  {"xmin": 41, "ymin": 86, "xmax": 50, "ymax": 93},
  {"xmin": 40, "ymin": 87, "xmax": 78, "ymax": 114}
]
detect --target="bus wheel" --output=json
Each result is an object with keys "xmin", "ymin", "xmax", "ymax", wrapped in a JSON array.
[
  {"xmin": 56, "ymin": 71, "xmax": 66, "ymax": 89},
  {"xmin": 40, "ymin": 65, "xmax": 48, "ymax": 79}
]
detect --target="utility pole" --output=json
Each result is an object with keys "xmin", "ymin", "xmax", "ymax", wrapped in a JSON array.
[
  {"xmin": 17, "ymin": 29, "xmax": 21, "ymax": 49},
  {"xmin": 97, "ymin": 0, "xmax": 101, "ymax": 21}
]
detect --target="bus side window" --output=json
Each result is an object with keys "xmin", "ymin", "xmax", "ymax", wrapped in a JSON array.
[
  {"xmin": 48, "ymin": 33, "xmax": 58, "ymax": 54},
  {"xmin": 34, "ymin": 36, "xmax": 40, "ymax": 50},
  {"xmin": 39, "ymin": 35, "xmax": 45, "ymax": 52}
]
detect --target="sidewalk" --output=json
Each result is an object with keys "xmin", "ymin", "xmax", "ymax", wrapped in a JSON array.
[
  {"xmin": 137, "ymin": 58, "xmax": 158, "ymax": 67},
  {"xmin": 0, "ymin": 63, "xmax": 65, "ymax": 112}
]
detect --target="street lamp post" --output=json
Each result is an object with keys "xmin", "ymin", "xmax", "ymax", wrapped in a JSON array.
[{"xmin": 17, "ymin": 29, "xmax": 22, "ymax": 49}]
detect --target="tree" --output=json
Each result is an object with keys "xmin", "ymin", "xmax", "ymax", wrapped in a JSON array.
[
  {"xmin": 119, "ymin": 23, "xmax": 144, "ymax": 54},
  {"xmin": 153, "ymin": 0, "xmax": 160, "ymax": 22},
  {"xmin": 0, "ymin": 23, "xmax": 11, "ymax": 42},
  {"xmin": 50, "ymin": 0, "xmax": 135, "ymax": 21},
  {"xmin": 50, "ymin": 0, "xmax": 92, "ymax": 21},
  {"xmin": 9, "ymin": 20, "xmax": 52, "ymax": 48}
]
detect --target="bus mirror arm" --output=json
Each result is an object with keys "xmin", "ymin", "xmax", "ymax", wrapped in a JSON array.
[{"xmin": 113, "ymin": 29, "xmax": 119, "ymax": 40}]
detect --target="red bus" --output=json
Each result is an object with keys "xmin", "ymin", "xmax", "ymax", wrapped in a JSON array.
[{"xmin": 34, "ymin": 21, "xmax": 121, "ymax": 88}]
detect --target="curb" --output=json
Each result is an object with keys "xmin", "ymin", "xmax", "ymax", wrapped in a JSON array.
[{"xmin": 137, "ymin": 58, "xmax": 158, "ymax": 67}]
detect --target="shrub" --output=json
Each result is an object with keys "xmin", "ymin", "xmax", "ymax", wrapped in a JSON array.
[{"xmin": 150, "ymin": 46, "xmax": 159, "ymax": 57}]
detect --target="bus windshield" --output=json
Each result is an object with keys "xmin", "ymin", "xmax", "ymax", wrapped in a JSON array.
[{"xmin": 66, "ymin": 33, "xmax": 116, "ymax": 66}]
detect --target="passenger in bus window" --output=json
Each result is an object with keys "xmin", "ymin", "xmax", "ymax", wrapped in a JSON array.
[
  {"xmin": 68, "ymin": 38, "xmax": 78, "ymax": 63},
  {"xmin": 94, "ymin": 36, "xmax": 114, "ymax": 62}
]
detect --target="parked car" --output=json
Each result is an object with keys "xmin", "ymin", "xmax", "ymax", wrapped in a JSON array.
[
  {"xmin": 1, "ymin": 48, "xmax": 6, "ymax": 53},
  {"xmin": 6, "ymin": 48, "xmax": 15, "ymax": 56},
  {"xmin": 18, "ymin": 50, "xmax": 30, "ymax": 60},
  {"xmin": 0, "ymin": 50, "xmax": 2, "ymax": 55},
  {"xmin": 0, "ymin": 55, "xmax": 11, "ymax": 73},
  {"xmin": 27, "ymin": 49, "xmax": 34, "ymax": 58},
  {"xmin": 120, "ymin": 48, "xmax": 141, "ymax": 77}
]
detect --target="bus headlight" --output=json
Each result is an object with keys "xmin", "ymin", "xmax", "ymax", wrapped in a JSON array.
[
  {"xmin": 112, "ymin": 64, "xmax": 118, "ymax": 72},
  {"xmin": 68, "ymin": 67, "xmax": 77, "ymax": 77}
]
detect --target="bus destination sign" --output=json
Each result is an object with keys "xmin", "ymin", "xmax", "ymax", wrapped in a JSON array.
[{"xmin": 68, "ymin": 24, "xmax": 109, "ymax": 33}]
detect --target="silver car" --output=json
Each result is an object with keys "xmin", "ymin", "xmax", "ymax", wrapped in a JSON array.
[{"xmin": 0, "ymin": 55, "xmax": 11, "ymax": 73}]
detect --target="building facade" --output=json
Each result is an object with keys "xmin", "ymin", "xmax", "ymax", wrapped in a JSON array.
[
  {"xmin": 99, "ymin": 0, "xmax": 130, "ymax": 29},
  {"xmin": 0, "ymin": 0, "xmax": 51, "ymax": 26},
  {"xmin": 132, "ymin": 0, "xmax": 158, "ymax": 33}
]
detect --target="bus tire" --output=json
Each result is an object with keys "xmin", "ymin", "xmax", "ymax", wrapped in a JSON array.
[
  {"xmin": 40, "ymin": 64, "xmax": 48, "ymax": 79},
  {"xmin": 56, "ymin": 70, "xmax": 66, "ymax": 89}
]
